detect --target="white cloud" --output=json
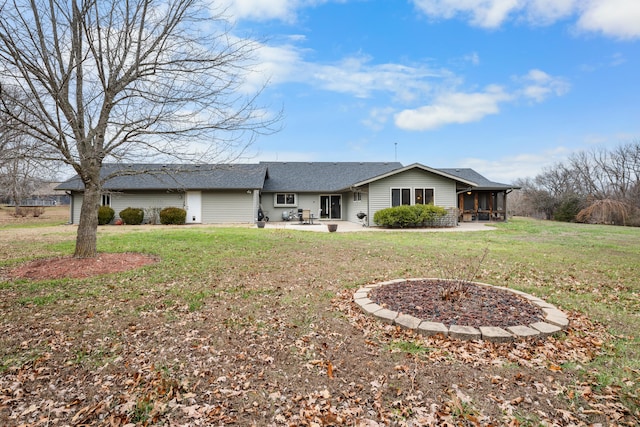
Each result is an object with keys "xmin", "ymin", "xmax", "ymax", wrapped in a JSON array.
[
  {"xmin": 411, "ymin": 0, "xmax": 640, "ymax": 39},
  {"xmin": 362, "ymin": 107, "xmax": 395, "ymax": 131},
  {"xmin": 517, "ymin": 69, "xmax": 570, "ymax": 102},
  {"xmin": 461, "ymin": 146, "xmax": 571, "ymax": 181},
  {"xmin": 394, "ymin": 85, "xmax": 512, "ymax": 131},
  {"xmin": 249, "ymin": 42, "xmax": 306, "ymax": 87},
  {"xmin": 218, "ymin": 0, "xmax": 332, "ymax": 23},
  {"xmin": 412, "ymin": 0, "xmax": 523, "ymax": 28},
  {"xmin": 310, "ymin": 56, "xmax": 440, "ymax": 100},
  {"xmin": 394, "ymin": 69, "xmax": 568, "ymax": 131},
  {"xmin": 250, "ymin": 41, "xmax": 446, "ymax": 100},
  {"xmin": 218, "ymin": 0, "xmax": 298, "ymax": 22},
  {"xmin": 576, "ymin": 0, "xmax": 640, "ymax": 39},
  {"xmin": 465, "ymin": 52, "xmax": 481, "ymax": 65},
  {"xmin": 525, "ymin": 0, "xmax": 576, "ymax": 25}
]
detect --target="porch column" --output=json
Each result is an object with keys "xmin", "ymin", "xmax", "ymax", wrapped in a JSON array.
[
  {"xmin": 474, "ymin": 193, "xmax": 479, "ymax": 221},
  {"xmin": 489, "ymin": 192, "xmax": 494, "ymax": 221},
  {"xmin": 504, "ymin": 191, "xmax": 509, "ymax": 222}
]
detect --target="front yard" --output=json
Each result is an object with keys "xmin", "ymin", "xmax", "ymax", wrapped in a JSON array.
[{"xmin": 0, "ymin": 217, "xmax": 638, "ymax": 425}]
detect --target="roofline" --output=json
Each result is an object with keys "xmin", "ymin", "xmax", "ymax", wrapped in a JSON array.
[{"xmin": 352, "ymin": 163, "xmax": 478, "ymax": 187}]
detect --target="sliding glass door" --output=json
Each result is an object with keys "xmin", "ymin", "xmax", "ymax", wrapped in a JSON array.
[{"xmin": 320, "ymin": 195, "xmax": 341, "ymax": 220}]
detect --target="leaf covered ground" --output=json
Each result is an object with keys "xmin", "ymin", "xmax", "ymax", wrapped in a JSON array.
[{"xmin": 0, "ymin": 213, "xmax": 638, "ymax": 426}]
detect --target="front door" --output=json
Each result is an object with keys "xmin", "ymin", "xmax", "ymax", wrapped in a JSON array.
[
  {"xmin": 320, "ymin": 195, "xmax": 341, "ymax": 220},
  {"xmin": 185, "ymin": 191, "xmax": 202, "ymax": 223}
]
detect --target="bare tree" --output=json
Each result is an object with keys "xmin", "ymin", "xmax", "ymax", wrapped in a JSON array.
[
  {"xmin": 517, "ymin": 142, "xmax": 640, "ymax": 225},
  {"xmin": 0, "ymin": 0, "xmax": 278, "ymax": 257},
  {"xmin": 0, "ymin": 136, "xmax": 42, "ymax": 208},
  {"xmin": 1, "ymin": 86, "xmax": 59, "ymax": 209}
]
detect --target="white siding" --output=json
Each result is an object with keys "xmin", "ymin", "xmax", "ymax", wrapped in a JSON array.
[
  {"xmin": 72, "ymin": 190, "xmax": 256, "ymax": 224},
  {"xmin": 202, "ymin": 191, "xmax": 254, "ymax": 223},
  {"xmin": 296, "ymin": 193, "xmax": 322, "ymax": 220},
  {"xmin": 261, "ymin": 192, "xmax": 323, "ymax": 221},
  {"xmin": 368, "ymin": 169, "xmax": 457, "ymax": 224},
  {"xmin": 111, "ymin": 192, "xmax": 184, "ymax": 221},
  {"xmin": 344, "ymin": 190, "xmax": 369, "ymax": 223},
  {"xmin": 71, "ymin": 193, "xmax": 83, "ymax": 224}
]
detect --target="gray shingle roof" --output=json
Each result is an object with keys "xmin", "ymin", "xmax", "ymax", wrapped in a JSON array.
[
  {"xmin": 437, "ymin": 168, "xmax": 519, "ymax": 190},
  {"xmin": 55, "ymin": 162, "xmax": 516, "ymax": 193},
  {"xmin": 260, "ymin": 161, "xmax": 403, "ymax": 192},
  {"xmin": 352, "ymin": 163, "xmax": 478, "ymax": 187},
  {"xmin": 56, "ymin": 163, "xmax": 268, "ymax": 191}
]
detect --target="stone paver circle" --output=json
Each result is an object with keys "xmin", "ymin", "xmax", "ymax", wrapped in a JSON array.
[{"xmin": 354, "ymin": 278, "xmax": 569, "ymax": 342}]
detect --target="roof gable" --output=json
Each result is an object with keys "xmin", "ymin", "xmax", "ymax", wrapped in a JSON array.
[{"xmin": 353, "ymin": 163, "xmax": 478, "ymax": 187}]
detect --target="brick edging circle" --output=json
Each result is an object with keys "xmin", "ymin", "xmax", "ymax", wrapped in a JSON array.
[{"xmin": 353, "ymin": 278, "xmax": 569, "ymax": 342}]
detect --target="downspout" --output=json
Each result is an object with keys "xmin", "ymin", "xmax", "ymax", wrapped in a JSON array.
[{"xmin": 65, "ymin": 191, "xmax": 73, "ymax": 224}]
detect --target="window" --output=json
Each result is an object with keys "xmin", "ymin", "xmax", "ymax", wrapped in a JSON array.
[
  {"xmin": 275, "ymin": 193, "xmax": 296, "ymax": 207},
  {"xmin": 392, "ymin": 188, "xmax": 434, "ymax": 207},
  {"xmin": 101, "ymin": 194, "xmax": 111, "ymax": 206},
  {"xmin": 353, "ymin": 191, "xmax": 362, "ymax": 202},
  {"xmin": 391, "ymin": 188, "xmax": 411, "ymax": 207},
  {"xmin": 414, "ymin": 188, "xmax": 434, "ymax": 205}
]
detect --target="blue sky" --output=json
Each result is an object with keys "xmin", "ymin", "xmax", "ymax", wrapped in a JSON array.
[{"xmin": 222, "ymin": 0, "xmax": 640, "ymax": 183}]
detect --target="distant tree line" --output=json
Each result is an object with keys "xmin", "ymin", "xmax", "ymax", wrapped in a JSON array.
[
  {"xmin": 511, "ymin": 141, "xmax": 640, "ymax": 226},
  {"xmin": 0, "ymin": 88, "xmax": 58, "ymax": 207}
]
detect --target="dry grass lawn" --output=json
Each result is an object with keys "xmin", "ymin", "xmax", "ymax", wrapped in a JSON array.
[{"xmin": 0, "ymin": 212, "xmax": 638, "ymax": 426}]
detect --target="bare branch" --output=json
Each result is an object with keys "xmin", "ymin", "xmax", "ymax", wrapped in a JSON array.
[{"xmin": 0, "ymin": 0, "xmax": 281, "ymax": 257}]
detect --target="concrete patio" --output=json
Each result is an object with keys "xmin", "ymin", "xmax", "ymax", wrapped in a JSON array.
[{"xmin": 260, "ymin": 220, "xmax": 497, "ymax": 233}]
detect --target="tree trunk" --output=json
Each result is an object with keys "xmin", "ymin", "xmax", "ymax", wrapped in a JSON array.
[{"xmin": 74, "ymin": 182, "xmax": 100, "ymax": 258}]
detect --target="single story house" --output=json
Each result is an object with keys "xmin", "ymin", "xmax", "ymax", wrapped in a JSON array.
[
  {"xmin": 55, "ymin": 162, "xmax": 518, "ymax": 226},
  {"xmin": 20, "ymin": 182, "xmax": 70, "ymax": 206}
]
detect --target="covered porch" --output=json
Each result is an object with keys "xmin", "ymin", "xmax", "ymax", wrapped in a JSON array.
[{"xmin": 458, "ymin": 189, "xmax": 512, "ymax": 222}]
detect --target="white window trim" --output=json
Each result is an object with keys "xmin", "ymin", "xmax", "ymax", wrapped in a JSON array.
[
  {"xmin": 415, "ymin": 187, "xmax": 435, "ymax": 205},
  {"xmin": 391, "ymin": 187, "xmax": 435, "ymax": 206},
  {"xmin": 391, "ymin": 187, "xmax": 411, "ymax": 207},
  {"xmin": 274, "ymin": 193, "xmax": 297, "ymax": 207}
]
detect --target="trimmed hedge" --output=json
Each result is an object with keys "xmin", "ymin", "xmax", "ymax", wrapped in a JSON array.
[
  {"xmin": 119, "ymin": 207, "xmax": 144, "ymax": 225},
  {"xmin": 373, "ymin": 204, "xmax": 448, "ymax": 228},
  {"xmin": 98, "ymin": 206, "xmax": 115, "ymax": 225},
  {"xmin": 160, "ymin": 207, "xmax": 187, "ymax": 225}
]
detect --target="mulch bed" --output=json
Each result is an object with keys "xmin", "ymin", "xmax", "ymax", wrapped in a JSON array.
[
  {"xmin": 7, "ymin": 253, "xmax": 158, "ymax": 280},
  {"xmin": 368, "ymin": 279, "xmax": 545, "ymax": 328}
]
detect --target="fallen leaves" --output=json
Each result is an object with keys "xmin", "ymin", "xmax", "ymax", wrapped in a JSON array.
[{"xmin": 0, "ymin": 277, "xmax": 637, "ymax": 426}]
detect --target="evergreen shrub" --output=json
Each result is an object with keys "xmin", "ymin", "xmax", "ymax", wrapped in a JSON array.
[
  {"xmin": 119, "ymin": 207, "xmax": 144, "ymax": 225},
  {"xmin": 98, "ymin": 206, "xmax": 115, "ymax": 225},
  {"xmin": 373, "ymin": 204, "xmax": 447, "ymax": 228},
  {"xmin": 160, "ymin": 207, "xmax": 187, "ymax": 225}
]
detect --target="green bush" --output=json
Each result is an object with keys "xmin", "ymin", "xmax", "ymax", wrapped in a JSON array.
[
  {"xmin": 160, "ymin": 207, "xmax": 187, "ymax": 225},
  {"xmin": 554, "ymin": 196, "xmax": 582, "ymax": 222},
  {"xmin": 373, "ymin": 204, "xmax": 447, "ymax": 228},
  {"xmin": 98, "ymin": 205, "xmax": 115, "ymax": 225},
  {"xmin": 119, "ymin": 207, "xmax": 144, "ymax": 225}
]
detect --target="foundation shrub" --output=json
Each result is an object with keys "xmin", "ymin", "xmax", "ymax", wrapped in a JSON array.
[
  {"xmin": 98, "ymin": 206, "xmax": 115, "ymax": 225},
  {"xmin": 160, "ymin": 207, "xmax": 186, "ymax": 225},
  {"xmin": 119, "ymin": 207, "xmax": 144, "ymax": 225},
  {"xmin": 374, "ymin": 204, "xmax": 447, "ymax": 228}
]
